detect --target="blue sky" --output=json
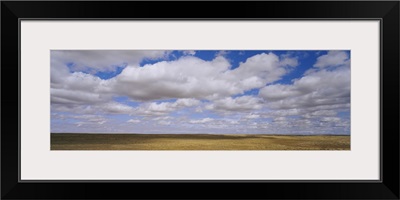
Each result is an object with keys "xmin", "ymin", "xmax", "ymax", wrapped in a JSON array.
[{"xmin": 51, "ymin": 50, "xmax": 350, "ymax": 134}]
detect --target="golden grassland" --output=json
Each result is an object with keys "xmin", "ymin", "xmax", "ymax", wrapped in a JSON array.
[{"xmin": 51, "ymin": 133, "xmax": 350, "ymax": 150}]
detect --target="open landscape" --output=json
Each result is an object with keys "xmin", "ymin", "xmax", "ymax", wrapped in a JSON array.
[
  {"xmin": 51, "ymin": 50, "xmax": 351, "ymax": 151},
  {"xmin": 51, "ymin": 133, "xmax": 350, "ymax": 150}
]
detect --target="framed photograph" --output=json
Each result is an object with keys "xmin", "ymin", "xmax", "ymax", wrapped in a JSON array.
[{"xmin": 2, "ymin": 1, "xmax": 399, "ymax": 199}]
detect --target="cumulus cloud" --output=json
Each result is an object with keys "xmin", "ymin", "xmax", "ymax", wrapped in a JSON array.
[
  {"xmin": 51, "ymin": 51, "xmax": 298, "ymax": 108},
  {"xmin": 255, "ymin": 51, "xmax": 351, "ymax": 133},
  {"xmin": 151, "ymin": 116, "xmax": 172, "ymax": 121},
  {"xmin": 205, "ymin": 96, "xmax": 264, "ymax": 113},
  {"xmin": 51, "ymin": 55, "xmax": 71, "ymax": 85},
  {"xmin": 313, "ymin": 50, "xmax": 349, "ymax": 68},
  {"xmin": 127, "ymin": 119, "xmax": 141, "ymax": 123},
  {"xmin": 273, "ymin": 116, "xmax": 286, "ymax": 122},
  {"xmin": 303, "ymin": 110, "xmax": 337, "ymax": 119},
  {"xmin": 134, "ymin": 98, "xmax": 200, "ymax": 116},
  {"xmin": 51, "ymin": 70, "xmax": 116, "ymax": 105},
  {"xmin": 320, "ymin": 117, "xmax": 341, "ymax": 123},
  {"xmin": 100, "ymin": 102, "xmax": 134, "ymax": 114},
  {"xmin": 244, "ymin": 113, "xmax": 260, "ymax": 119},
  {"xmin": 50, "ymin": 50, "xmax": 171, "ymax": 107},
  {"xmin": 259, "ymin": 62, "xmax": 350, "ymax": 110},
  {"xmin": 215, "ymin": 50, "xmax": 229, "ymax": 57},
  {"xmin": 225, "ymin": 53, "xmax": 297, "ymax": 86},
  {"xmin": 113, "ymin": 56, "xmax": 231, "ymax": 100},
  {"xmin": 158, "ymin": 120, "xmax": 172, "ymax": 126},
  {"xmin": 189, "ymin": 118, "xmax": 214, "ymax": 124},
  {"xmin": 55, "ymin": 114, "xmax": 109, "ymax": 127},
  {"xmin": 52, "ymin": 101, "xmax": 134, "ymax": 115},
  {"xmin": 182, "ymin": 50, "xmax": 196, "ymax": 55},
  {"xmin": 51, "ymin": 50, "xmax": 350, "ymax": 134},
  {"xmin": 51, "ymin": 50, "xmax": 170, "ymax": 73},
  {"xmin": 112, "ymin": 52, "xmax": 298, "ymax": 101}
]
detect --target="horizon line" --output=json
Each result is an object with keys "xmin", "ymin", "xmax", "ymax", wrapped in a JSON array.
[{"xmin": 51, "ymin": 132, "xmax": 350, "ymax": 136}]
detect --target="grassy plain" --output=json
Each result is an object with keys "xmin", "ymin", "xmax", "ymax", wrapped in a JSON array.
[{"xmin": 51, "ymin": 133, "xmax": 350, "ymax": 150}]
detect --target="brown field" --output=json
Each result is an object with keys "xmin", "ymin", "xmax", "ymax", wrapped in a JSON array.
[{"xmin": 51, "ymin": 133, "xmax": 350, "ymax": 150}]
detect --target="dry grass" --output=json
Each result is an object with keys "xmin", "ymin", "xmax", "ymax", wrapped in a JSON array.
[{"xmin": 51, "ymin": 133, "xmax": 350, "ymax": 150}]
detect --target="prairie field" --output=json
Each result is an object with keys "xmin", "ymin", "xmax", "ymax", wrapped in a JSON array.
[{"xmin": 51, "ymin": 133, "xmax": 350, "ymax": 150}]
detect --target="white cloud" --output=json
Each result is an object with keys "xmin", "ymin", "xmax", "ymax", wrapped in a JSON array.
[
  {"xmin": 205, "ymin": 96, "xmax": 264, "ymax": 112},
  {"xmin": 313, "ymin": 51, "xmax": 349, "ymax": 68},
  {"xmin": 50, "ymin": 50, "xmax": 349, "ymax": 135},
  {"xmin": 215, "ymin": 50, "xmax": 229, "ymax": 57},
  {"xmin": 70, "ymin": 115, "xmax": 108, "ymax": 127},
  {"xmin": 182, "ymin": 50, "xmax": 196, "ymax": 55},
  {"xmin": 100, "ymin": 102, "xmax": 134, "ymax": 114},
  {"xmin": 255, "ymin": 51, "xmax": 351, "ymax": 133},
  {"xmin": 224, "ymin": 53, "xmax": 297, "ymax": 87},
  {"xmin": 189, "ymin": 118, "xmax": 214, "ymax": 124},
  {"xmin": 53, "ymin": 115, "xmax": 107, "ymax": 128},
  {"xmin": 279, "ymin": 52, "xmax": 299, "ymax": 67},
  {"xmin": 51, "ymin": 52, "xmax": 299, "ymax": 115},
  {"xmin": 303, "ymin": 110, "xmax": 337, "ymax": 119},
  {"xmin": 51, "ymin": 56, "xmax": 71, "ymax": 85},
  {"xmin": 51, "ymin": 88, "xmax": 110, "ymax": 104},
  {"xmin": 320, "ymin": 117, "xmax": 341, "ymax": 123},
  {"xmin": 51, "ymin": 71, "xmax": 114, "ymax": 105},
  {"xmin": 51, "ymin": 50, "xmax": 170, "ymax": 73},
  {"xmin": 158, "ymin": 120, "xmax": 172, "ymax": 125},
  {"xmin": 51, "ymin": 101, "xmax": 134, "ymax": 115},
  {"xmin": 244, "ymin": 113, "xmax": 260, "ymax": 119},
  {"xmin": 151, "ymin": 116, "xmax": 172, "ymax": 121},
  {"xmin": 259, "ymin": 66, "xmax": 350, "ymax": 110},
  {"xmin": 134, "ymin": 98, "xmax": 200, "ymax": 116},
  {"xmin": 112, "ymin": 52, "xmax": 298, "ymax": 101},
  {"xmin": 127, "ymin": 119, "xmax": 141, "ymax": 123},
  {"xmin": 113, "ymin": 56, "xmax": 231, "ymax": 100},
  {"xmin": 174, "ymin": 98, "xmax": 201, "ymax": 107},
  {"xmin": 273, "ymin": 116, "xmax": 286, "ymax": 122}
]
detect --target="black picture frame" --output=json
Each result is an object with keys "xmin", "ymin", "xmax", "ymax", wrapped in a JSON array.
[{"xmin": 2, "ymin": 1, "xmax": 399, "ymax": 199}]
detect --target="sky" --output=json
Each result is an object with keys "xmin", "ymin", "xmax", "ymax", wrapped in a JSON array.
[{"xmin": 51, "ymin": 50, "xmax": 350, "ymax": 135}]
